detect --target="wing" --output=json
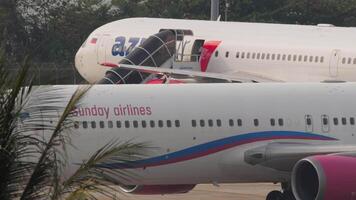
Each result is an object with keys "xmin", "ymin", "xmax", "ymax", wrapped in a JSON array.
[
  {"xmin": 101, "ymin": 63, "xmax": 283, "ymax": 83},
  {"xmin": 244, "ymin": 142, "xmax": 356, "ymax": 172}
]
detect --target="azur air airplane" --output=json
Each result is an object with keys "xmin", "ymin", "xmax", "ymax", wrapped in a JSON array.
[
  {"xmin": 76, "ymin": 18, "xmax": 356, "ymax": 84},
  {"xmin": 29, "ymin": 82, "xmax": 356, "ymax": 200}
]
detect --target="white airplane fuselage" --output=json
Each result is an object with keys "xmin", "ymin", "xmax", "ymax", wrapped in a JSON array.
[
  {"xmin": 75, "ymin": 18, "xmax": 356, "ymax": 83},
  {"xmin": 34, "ymin": 83, "xmax": 356, "ymax": 186}
]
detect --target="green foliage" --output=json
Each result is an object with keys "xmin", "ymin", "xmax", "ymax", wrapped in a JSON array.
[
  {"xmin": 3, "ymin": 0, "xmax": 356, "ymax": 64},
  {"xmin": 0, "ymin": 59, "xmax": 148, "ymax": 199}
]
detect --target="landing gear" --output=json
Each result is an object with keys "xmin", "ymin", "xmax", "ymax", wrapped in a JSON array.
[{"xmin": 265, "ymin": 183, "xmax": 296, "ymax": 200}]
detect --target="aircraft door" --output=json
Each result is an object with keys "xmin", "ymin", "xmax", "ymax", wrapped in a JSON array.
[
  {"xmin": 305, "ymin": 115, "xmax": 313, "ymax": 132},
  {"xmin": 329, "ymin": 49, "xmax": 340, "ymax": 77},
  {"xmin": 97, "ymin": 34, "xmax": 111, "ymax": 65},
  {"xmin": 191, "ymin": 40, "xmax": 205, "ymax": 62},
  {"xmin": 321, "ymin": 115, "xmax": 330, "ymax": 133}
]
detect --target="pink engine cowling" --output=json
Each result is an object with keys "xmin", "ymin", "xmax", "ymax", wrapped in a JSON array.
[
  {"xmin": 119, "ymin": 184, "xmax": 196, "ymax": 195},
  {"xmin": 292, "ymin": 154, "xmax": 356, "ymax": 200}
]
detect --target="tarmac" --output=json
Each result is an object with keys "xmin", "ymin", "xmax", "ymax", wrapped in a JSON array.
[{"xmin": 100, "ymin": 183, "xmax": 280, "ymax": 200}]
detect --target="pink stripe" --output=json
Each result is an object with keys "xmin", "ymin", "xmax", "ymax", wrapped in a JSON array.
[{"xmin": 144, "ymin": 136, "xmax": 326, "ymax": 167}]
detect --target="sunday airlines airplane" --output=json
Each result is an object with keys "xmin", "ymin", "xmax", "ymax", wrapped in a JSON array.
[
  {"xmin": 27, "ymin": 83, "xmax": 356, "ymax": 200},
  {"xmin": 75, "ymin": 18, "xmax": 356, "ymax": 83}
]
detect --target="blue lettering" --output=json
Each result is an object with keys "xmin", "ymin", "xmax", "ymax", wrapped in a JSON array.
[{"xmin": 112, "ymin": 37, "xmax": 148, "ymax": 57}]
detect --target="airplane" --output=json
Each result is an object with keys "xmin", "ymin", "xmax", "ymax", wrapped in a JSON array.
[
  {"xmin": 75, "ymin": 17, "xmax": 356, "ymax": 84},
  {"xmin": 28, "ymin": 82, "xmax": 356, "ymax": 200}
]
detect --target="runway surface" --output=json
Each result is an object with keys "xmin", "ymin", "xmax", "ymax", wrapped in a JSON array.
[{"xmin": 100, "ymin": 183, "xmax": 280, "ymax": 200}]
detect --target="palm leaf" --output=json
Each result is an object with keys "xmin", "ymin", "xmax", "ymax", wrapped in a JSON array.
[
  {"xmin": 59, "ymin": 139, "xmax": 150, "ymax": 200},
  {"xmin": 19, "ymin": 85, "xmax": 90, "ymax": 200}
]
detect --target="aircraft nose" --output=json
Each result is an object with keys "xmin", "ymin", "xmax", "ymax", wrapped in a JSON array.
[{"xmin": 75, "ymin": 48, "xmax": 84, "ymax": 74}]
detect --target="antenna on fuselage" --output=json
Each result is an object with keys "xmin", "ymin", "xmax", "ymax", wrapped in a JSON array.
[{"xmin": 211, "ymin": 0, "xmax": 220, "ymax": 21}]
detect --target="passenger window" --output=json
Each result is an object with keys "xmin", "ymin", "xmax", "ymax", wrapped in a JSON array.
[
  {"xmin": 167, "ymin": 120, "xmax": 172, "ymax": 128},
  {"xmin": 351, "ymin": 117, "xmax": 355, "ymax": 125},
  {"xmin": 272, "ymin": 54, "xmax": 276, "ymax": 60},
  {"xmin": 321, "ymin": 56, "xmax": 324, "ymax": 63},
  {"xmin": 348, "ymin": 58, "xmax": 352, "ymax": 64},
  {"xmin": 142, "ymin": 120, "xmax": 147, "ymax": 128},
  {"xmin": 298, "ymin": 55, "xmax": 302, "ymax": 62},
  {"xmin": 246, "ymin": 52, "xmax": 250, "ymax": 59},
  {"xmin": 175, "ymin": 120, "xmax": 180, "ymax": 127},
  {"xmin": 83, "ymin": 121, "xmax": 88, "ymax": 129},
  {"xmin": 257, "ymin": 53, "xmax": 261, "ymax": 59},
  {"xmin": 278, "ymin": 118, "xmax": 284, "ymax": 126},
  {"xmin": 108, "ymin": 121, "xmax": 113, "ymax": 128},
  {"xmin": 342, "ymin": 58, "xmax": 346, "ymax": 64},
  {"xmin": 306, "ymin": 118, "xmax": 311, "ymax": 125},
  {"xmin": 333, "ymin": 118, "xmax": 339, "ymax": 125},
  {"xmin": 277, "ymin": 54, "xmax": 281, "ymax": 60},
  {"xmin": 266, "ymin": 54, "xmax": 270, "ymax": 60},
  {"xmin": 116, "ymin": 121, "xmax": 121, "ymax": 128},
  {"xmin": 215, "ymin": 51, "xmax": 219, "ymax": 57},
  {"xmin": 353, "ymin": 58, "xmax": 356, "ymax": 65},
  {"xmin": 192, "ymin": 120, "xmax": 197, "ymax": 127},
  {"xmin": 261, "ymin": 53, "xmax": 265, "ymax": 59},
  {"xmin": 125, "ymin": 121, "xmax": 130, "ymax": 128},
  {"xmin": 270, "ymin": 119, "xmax": 275, "ymax": 126},
  {"xmin": 309, "ymin": 56, "xmax": 313, "ymax": 62},
  {"xmin": 200, "ymin": 120, "xmax": 205, "ymax": 127},
  {"xmin": 216, "ymin": 119, "xmax": 222, "ymax": 127},
  {"xmin": 229, "ymin": 119, "xmax": 234, "ymax": 127},
  {"xmin": 304, "ymin": 55, "xmax": 308, "ymax": 62},
  {"xmin": 74, "ymin": 121, "xmax": 79, "ymax": 129},
  {"xmin": 342, "ymin": 117, "xmax": 347, "ymax": 125},
  {"xmin": 133, "ymin": 120, "xmax": 139, "ymax": 128},
  {"xmin": 236, "ymin": 52, "xmax": 240, "ymax": 58},
  {"xmin": 315, "ymin": 56, "xmax": 319, "ymax": 63},
  {"xmin": 237, "ymin": 119, "xmax": 242, "ymax": 127},
  {"xmin": 254, "ymin": 119, "xmax": 259, "ymax": 127},
  {"xmin": 208, "ymin": 119, "xmax": 214, "ymax": 127},
  {"xmin": 252, "ymin": 53, "xmax": 256, "ymax": 59},
  {"xmin": 150, "ymin": 120, "xmax": 155, "ymax": 128},
  {"xmin": 287, "ymin": 55, "xmax": 291, "ymax": 61},
  {"xmin": 322, "ymin": 116, "xmax": 329, "ymax": 125},
  {"xmin": 241, "ymin": 52, "xmax": 245, "ymax": 59},
  {"xmin": 226, "ymin": 52, "xmax": 229, "ymax": 58},
  {"xmin": 99, "ymin": 121, "xmax": 105, "ymax": 128},
  {"xmin": 91, "ymin": 121, "xmax": 96, "ymax": 129},
  {"xmin": 282, "ymin": 55, "xmax": 286, "ymax": 61},
  {"xmin": 158, "ymin": 120, "xmax": 164, "ymax": 128},
  {"xmin": 293, "ymin": 55, "xmax": 297, "ymax": 61}
]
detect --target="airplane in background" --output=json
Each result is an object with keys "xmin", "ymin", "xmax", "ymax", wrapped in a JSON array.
[
  {"xmin": 29, "ymin": 82, "xmax": 356, "ymax": 200},
  {"xmin": 76, "ymin": 17, "xmax": 356, "ymax": 84}
]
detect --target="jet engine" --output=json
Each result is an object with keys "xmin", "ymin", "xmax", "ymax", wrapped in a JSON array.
[
  {"xmin": 119, "ymin": 184, "xmax": 196, "ymax": 195},
  {"xmin": 291, "ymin": 154, "xmax": 356, "ymax": 200}
]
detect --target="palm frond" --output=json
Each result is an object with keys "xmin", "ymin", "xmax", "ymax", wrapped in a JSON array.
[
  {"xmin": 19, "ymin": 85, "xmax": 90, "ymax": 200},
  {"xmin": 0, "ymin": 55, "xmax": 37, "ymax": 200},
  {"xmin": 59, "ymin": 139, "xmax": 149, "ymax": 200}
]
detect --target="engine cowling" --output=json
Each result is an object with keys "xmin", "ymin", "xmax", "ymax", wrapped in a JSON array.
[
  {"xmin": 292, "ymin": 154, "xmax": 356, "ymax": 200},
  {"xmin": 119, "ymin": 184, "xmax": 196, "ymax": 195}
]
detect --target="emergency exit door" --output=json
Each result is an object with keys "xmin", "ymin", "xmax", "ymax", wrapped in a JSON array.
[{"xmin": 329, "ymin": 49, "xmax": 340, "ymax": 77}]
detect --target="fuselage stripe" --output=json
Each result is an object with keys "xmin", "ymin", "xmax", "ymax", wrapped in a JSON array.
[{"xmin": 100, "ymin": 131, "xmax": 336, "ymax": 169}]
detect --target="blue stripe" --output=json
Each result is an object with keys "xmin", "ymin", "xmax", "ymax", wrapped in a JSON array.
[{"xmin": 99, "ymin": 131, "xmax": 337, "ymax": 169}]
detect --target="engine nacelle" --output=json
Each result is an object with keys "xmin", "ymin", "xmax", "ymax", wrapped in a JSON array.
[
  {"xmin": 292, "ymin": 154, "xmax": 356, "ymax": 200},
  {"xmin": 119, "ymin": 184, "xmax": 196, "ymax": 195}
]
